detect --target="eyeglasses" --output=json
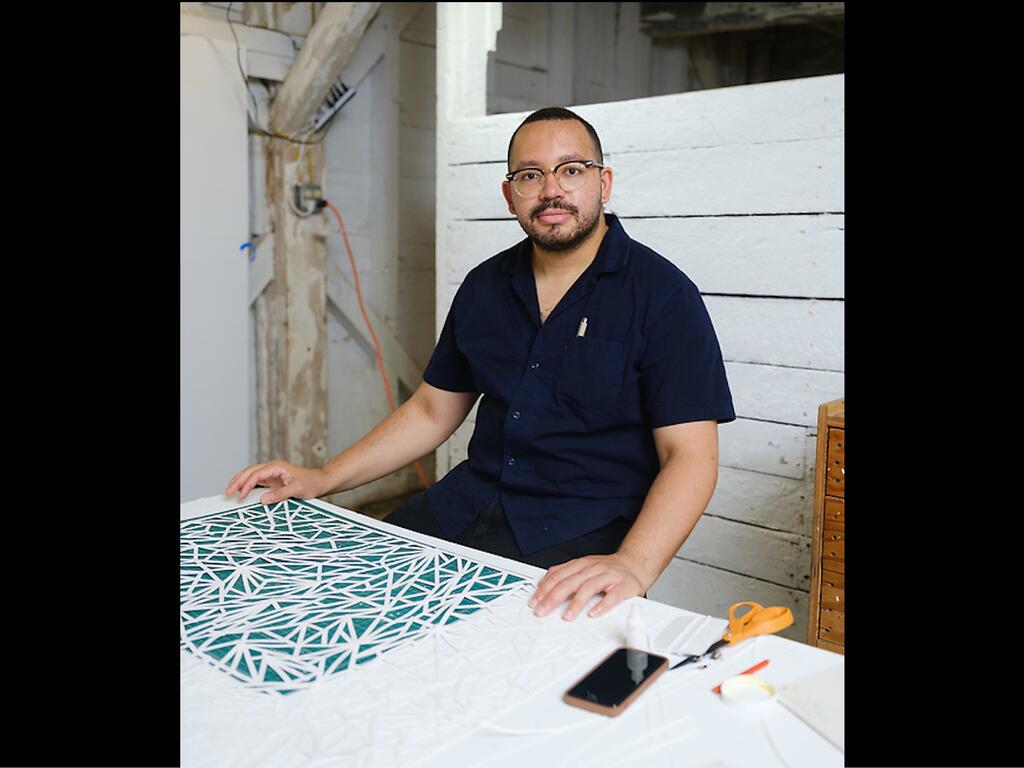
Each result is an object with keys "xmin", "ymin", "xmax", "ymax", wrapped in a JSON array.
[{"xmin": 505, "ymin": 160, "xmax": 605, "ymax": 197}]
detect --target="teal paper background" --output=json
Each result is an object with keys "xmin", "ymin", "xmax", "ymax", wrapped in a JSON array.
[{"xmin": 180, "ymin": 499, "xmax": 526, "ymax": 694}]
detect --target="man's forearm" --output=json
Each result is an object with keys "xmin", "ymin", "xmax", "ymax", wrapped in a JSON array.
[
  {"xmin": 616, "ymin": 451, "xmax": 719, "ymax": 591},
  {"xmin": 320, "ymin": 392, "xmax": 463, "ymax": 494}
]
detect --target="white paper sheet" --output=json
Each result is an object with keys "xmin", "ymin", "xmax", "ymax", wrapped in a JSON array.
[{"xmin": 778, "ymin": 663, "xmax": 844, "ymax": 751}]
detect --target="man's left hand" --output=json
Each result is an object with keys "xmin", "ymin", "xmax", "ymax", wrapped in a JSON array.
[{"xmin": 528, "ymin": 554, "xmax": 647, "ymax": 621}]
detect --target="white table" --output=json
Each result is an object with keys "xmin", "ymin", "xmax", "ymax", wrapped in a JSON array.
[{"xmin": 181, "ymin": 492, "xmax": 843, "ymax": 767}]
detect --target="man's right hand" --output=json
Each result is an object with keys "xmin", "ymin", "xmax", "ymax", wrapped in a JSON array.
[{"xmin": 225, "ymin": 461, "xmax": 331, "ymax": 504}]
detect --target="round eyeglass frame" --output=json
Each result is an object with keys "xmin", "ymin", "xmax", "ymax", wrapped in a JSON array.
[{"xmin": 505, "ymin": 159, "xmax": 605, "ymax": 197}]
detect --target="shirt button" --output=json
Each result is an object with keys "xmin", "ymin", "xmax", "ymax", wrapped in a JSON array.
[
  {"xmin": 529, "ymin": 361, "xmax": 539, "ymax": 369},
  {"xmin": 507, "ymin": 457, "xmax": 516, "ymax": 466},
  {"xmin": 512, "ymin": 410, "xmax": 521, "ymax": 419}
]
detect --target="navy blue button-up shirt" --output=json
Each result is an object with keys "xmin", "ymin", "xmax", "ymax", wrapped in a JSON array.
[{"xmin": 423, "ymin": 214, "xmax": 735, "ymax": 555}]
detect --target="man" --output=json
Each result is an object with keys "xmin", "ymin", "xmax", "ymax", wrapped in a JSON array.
[{"xmin": 226, "ymin": 107, "xmax": 734, "ymax": 623}]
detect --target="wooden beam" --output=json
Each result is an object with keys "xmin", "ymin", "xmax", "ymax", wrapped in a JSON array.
[
  {"xmin": 640, "ymin": 2, "xmax": 844, "ymax": 39},
  {"xmin": 253, "ymin": 138, "xmax": 287, "ymax": 462},
  {"xmin": 249, "ymin": 231, "xmax": 274, "ymax": 305},
  {"xmin": 324, "ymin": 256, "xmax": 423, "ymax": 406},
  {"xmin": 270, "ymin": 2, "xmax": 381, "ymax": 136},
  {"xmin": 254, "ymin": 137, "xmax": 329, "ymax": 468},
  {"xmin": 255, "ymin": 1, "xmax": 380, "ymax": 467}
]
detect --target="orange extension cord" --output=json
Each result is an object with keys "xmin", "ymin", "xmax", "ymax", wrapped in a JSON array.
[{"xmin": 324, "ymin": 200, "xmax": 431, "ymax": 492}]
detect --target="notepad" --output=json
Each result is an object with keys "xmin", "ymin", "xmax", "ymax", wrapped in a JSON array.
[{"xmin": 778, "ymin": 663, "xmax": 844, "ymax": 752}]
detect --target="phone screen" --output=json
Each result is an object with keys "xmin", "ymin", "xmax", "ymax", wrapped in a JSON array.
[{"xmin": 565, "ymin": 648, "xmax": 668, "ymax": 708}]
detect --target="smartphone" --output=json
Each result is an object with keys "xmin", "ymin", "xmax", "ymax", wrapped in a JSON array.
[{"xmin": 562, "ymin": 647, "xmax": 669, "ymax": 717}]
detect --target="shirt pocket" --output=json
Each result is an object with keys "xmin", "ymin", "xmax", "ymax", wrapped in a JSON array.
[{"xmin": 556, "ymin": 337, "xmax": 628, "ymax": 412}]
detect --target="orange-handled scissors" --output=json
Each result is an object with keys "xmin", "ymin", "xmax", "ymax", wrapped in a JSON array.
[
  {"xmin": 723, "ymin": 601, "xmax": 794, "ymax": 644},
  {"xmin": 671, "ymin": 601, "xmax": 794, "ymax": 669}
]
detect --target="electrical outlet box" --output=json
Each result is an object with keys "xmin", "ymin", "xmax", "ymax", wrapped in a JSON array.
[{"xmin": 293, "ymin": 183, "xmax": 323, "ymax": 215}]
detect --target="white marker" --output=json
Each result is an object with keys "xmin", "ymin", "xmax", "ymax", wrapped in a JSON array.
[{"xmin": 576, "ymin": 317, "xmax": 588, "ymax": 337}]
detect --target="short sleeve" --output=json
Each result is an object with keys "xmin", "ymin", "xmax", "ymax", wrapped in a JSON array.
[
  {"xmin": 640, "ymin": 282, "xmax": 736, "ymax": 427},
  {"xmin": 422, "ymin": 282, "xmax": 477, "ymax": 393}
]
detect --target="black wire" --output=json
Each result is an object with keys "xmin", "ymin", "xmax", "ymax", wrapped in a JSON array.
[{"xmin": 225, "ymin": 2, "xmax": 326, "ymax": 146}]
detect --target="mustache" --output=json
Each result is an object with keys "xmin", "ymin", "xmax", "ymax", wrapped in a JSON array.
[{"xmin": 530, "ymin": 200, "xmax": 578, "ymax": 219}]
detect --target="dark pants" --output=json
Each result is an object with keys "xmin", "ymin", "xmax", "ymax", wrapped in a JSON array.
[{"xmin": 383, "ymin": 492, "xmax": 632, "ymax": 569}]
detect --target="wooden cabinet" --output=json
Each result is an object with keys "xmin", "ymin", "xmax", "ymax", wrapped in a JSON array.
[{"xmin": 807, "ymin": 398, "xmax": 844, "ymax": 653}]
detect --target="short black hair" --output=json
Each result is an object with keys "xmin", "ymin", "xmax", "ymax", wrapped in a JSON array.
[{"xmin": 506, "ymin": 107, "xmax": 604, "ymax": 170}]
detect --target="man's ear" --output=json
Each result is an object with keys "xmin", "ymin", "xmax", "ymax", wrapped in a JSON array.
[
  {"xmin": 501, "ymin": 180, "xmax": 516, "ymax": 215},
  {"xmin": 599, "ymin": 166, "xmax": 614, "ymax": 206}
]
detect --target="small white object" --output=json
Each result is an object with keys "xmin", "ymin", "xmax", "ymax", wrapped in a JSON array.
[
  {"xmin": 577, "ymin": 317, "xmax": 588, "ymax": 337},
  {"xmin": 626, "ymin": 603, "xmax": 648, "ymax": 650},
  {"xmin": 720, "ymin": 674, "xmax": 777, "ymax": 711}
]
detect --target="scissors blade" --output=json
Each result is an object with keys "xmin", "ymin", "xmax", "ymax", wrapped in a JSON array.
[{"xmin": 670, "ymin": 638, "xmax": 728, "ymax": 670}]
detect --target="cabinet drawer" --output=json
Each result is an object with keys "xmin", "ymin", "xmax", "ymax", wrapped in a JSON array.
[
  {"xmin": 821, "ymin": 584, "xmax": 844, "ymax": 612},
  {"xmin": 818, "ymin": 607, "xmax": 844, "ymax": 645},
  {"xmin": 824, "ymin": 495, "xmax": 844, "ymax": 526},
  {"xmin": 826, "ymin": 427, "xmax": 844, "ymax": 497},
  {"xmin": 821, "ymin": 570, "xmax": 844, "ymax": 590},
  {"xmin": 822, "ymin": 525, "xmax": 844, "ymax": 544},
  {"xmin": 816, "ymin": 638, "xmax": 844, "ymax": 655},
  {"xmin": 821, "ymin": 534, "xmax": 844, "ymax": 574}
]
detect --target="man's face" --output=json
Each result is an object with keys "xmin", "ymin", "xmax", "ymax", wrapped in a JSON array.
[{"xmin": 502, "ymin": 120, "xmax": 613, "ymax": 253}]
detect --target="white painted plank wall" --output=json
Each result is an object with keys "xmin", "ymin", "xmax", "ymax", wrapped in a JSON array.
[
  {"xmin": 444, "ymin": 138, "xmax": 842, "ymax": 218},
  {"xmin": 437, "ymin": 74, "xmax": 844, "ymax": 642},
  {"xmin": 457, "ymin": 74, "xmax": 844, "ymax": 159},
  {"xmin": 446, "ymin": 215, "xmax": 844, "ymax": 298}
]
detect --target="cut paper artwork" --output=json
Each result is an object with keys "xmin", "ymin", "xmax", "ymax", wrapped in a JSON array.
[{"xmin": 180, "ymin": 499, "xmax": 527, "ymax": 694}]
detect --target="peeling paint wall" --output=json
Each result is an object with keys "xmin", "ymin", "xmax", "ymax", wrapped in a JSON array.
[{"xmin": 322, "ymin": 3, "xmax": 437, "ymax": 510}]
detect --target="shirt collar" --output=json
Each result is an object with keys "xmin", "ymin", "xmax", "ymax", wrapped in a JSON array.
[{"xmin": 500, "ymin": 213, "xmax": 631, "ymax": 276}]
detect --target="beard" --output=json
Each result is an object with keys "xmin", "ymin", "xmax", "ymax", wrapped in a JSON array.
[{"xmin": 517, "ymin": 195, "xmax": 603, "ymax": 252}]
